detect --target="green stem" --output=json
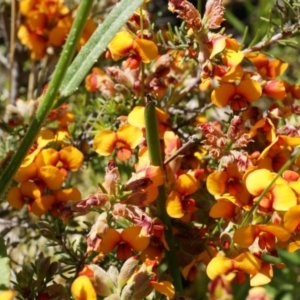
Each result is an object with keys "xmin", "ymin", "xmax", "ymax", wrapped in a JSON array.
[
  {"xmin": 144, "ymin": 99, "xmax": 183, "ymax": 295},
  {"xmin": 0, "ymin": 0, "xmax": 94, "ymax": 198}
]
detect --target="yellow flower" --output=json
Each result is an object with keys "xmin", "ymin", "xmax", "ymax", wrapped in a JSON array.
[{"xmin": 108, "ymin": 31, "xmax": 158, "ymax": 63}]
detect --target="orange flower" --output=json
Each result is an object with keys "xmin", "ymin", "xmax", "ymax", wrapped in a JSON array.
[
  {"xmin": 209, "ymin": 36, "xmax": 244, "ymax": 67},
  {"xmin": 245, "ymin": 52, "xmax": 288, "ymax": 79},
  {"xmin": 108, "ymin": 31, "xmax": 158, "ymax": 63},
  {"xmin": 166, "ymin": 170, "xmax": 202, "ymax": 218},
  {"xmin": 211, "ymin": 79, "xmax": 262, "ymax": 110},
  {"xmin": 207, "ymin": 163, "xmax": 251, "ymax": 208},
  {"xmin": 93, "ymin": 124, "xmax": 143, "ymax": 161},
  {"xmin": 263, "ymin": 80, "xmax": 288, "ymax": 100}
]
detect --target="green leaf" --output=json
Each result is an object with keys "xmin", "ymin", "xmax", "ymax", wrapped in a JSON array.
[
  {"xmin": 59, "ymin": 0, "xmax": 144, "ymax": 101},
  {"xmin": 0, "ymin": 236, "xmax": 10, "ymax": 290}
]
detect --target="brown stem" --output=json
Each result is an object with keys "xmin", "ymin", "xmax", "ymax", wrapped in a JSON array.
[{"xmin": 243, "ymin": 22, "xmax": 300, "ymax": 53}]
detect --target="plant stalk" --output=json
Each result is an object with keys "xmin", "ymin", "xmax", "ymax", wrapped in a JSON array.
[{"xmin": 144, "ymin": 99, "xmax": 183, "ymax": 295}]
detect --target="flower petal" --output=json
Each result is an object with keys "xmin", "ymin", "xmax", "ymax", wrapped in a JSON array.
[
  {"xmin": 258, "ymin": 224, "xmax": 291, "ymax": 242},
  {"xmin": 234, "ymin": 252, "xmax": 261, "ymax": 275},
  {"xmin": 117, "ymin": 124, "xmax": 143, "ymax": 149},
  {"xmin": 7, "ymin": 186, "xmax": 24, "ymax": 209},
  {"xmin": 284, "ymin": 205, "xmax": 300, "ymax": 232},
  {"xmin": 150, "ymin": 281, "xmax": 175, "ymax": 299},
  {"xmin": 211, "ymin": 83, "xmax": 236, "ymax": 107},
  {"xmin": 207, "ymin": 171, "xmax": 228, "ymax": 196},
  {"xmin": 133, "ymin": 38, "xmax": 158, "ymax": 63},
  {"xmin": 272, "ymin": 183, "xmax": 297, "ymax": 211},
  {"xmin": 245, "ymin": 169, "xmax": 273, "ymax": 196},
  {"xmin": 121, "ymin": 226, "xmax": 150, "ymax": 252},
  {"xmin": 233, "ymin": 225, "xmax": 258, "ymax": 248},
  {"xmin": 93, "ymin": 129, "xmax": 117, "ymax": 156},
  {"xmin": 166, "ymin": 190, "xmax": 184, "ymax": 218},
  {"xmin": 71, "ymin": 275, "xmax": 97, "ymax": 300},
  {"xmin": 236, "ymin": 79, "xmax": 262, "ymax": 102},
  {"xmin": 250, "ymin": 263, "xmax": 273, "ymax": 287},
  {"xmin": 55, "ymin": 188, "xmax": 82, "ymax": 202},
  {"xmin": 38, "ymin": 166, "xmax": 64, "ymax": 190},
  {"xmin": 108, "ymin": 31, "xmax": 134, "ymax": 61},
  {"xmin": 35, "ymin": 148, "xmax": 59, "ymax": 168},
  {"xmin": 30, "ymin": 195, "xmax": 56, "ymax": 216},
  {"xmin": 207, "ymin": 256, "xmax": 233, "ymax": 279},
  {"xmin": 209, "ymin": 200, "xmax": 236, "ymax": 218},
  {"xmin": 59, "ymin": 146, "xmax": 84, "ymax": 171},
  {"xmin": 20, "ymin": 181, "xmax": 41, "ymax": 199}
]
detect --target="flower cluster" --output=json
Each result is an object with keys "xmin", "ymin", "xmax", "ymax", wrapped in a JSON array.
[
  {"xmin": 7, "ymin": 105, "xmax": 84, "ymax": 216},
  {"xmin": 4, "ymin": 0, "xmax": 300, "ymax": 299},
  {"xmin": 18, "ymin": 0, "xmax": 96, "ymax": 59}
]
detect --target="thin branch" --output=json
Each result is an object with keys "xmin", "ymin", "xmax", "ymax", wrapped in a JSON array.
[
  {"xmin": 164, "ymin": 135, "xmax": 199, "ymax": 165},
  {"xmin": 243, "ymin": 22, "xmax": 300, "ymax": 53},
  {"xmin": 9, "ymin": 0, "xmax": 16, "ymax": 103}
]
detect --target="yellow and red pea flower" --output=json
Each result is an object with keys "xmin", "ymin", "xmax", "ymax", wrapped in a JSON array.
[
  {"xmin": 244, "ymin": 168, "xmax": 297, "ymax": 212},
  {"xmin": 93, "ymin": 124, "xmax": 143, "ymax": 161},
  {"xmin": 166, "ymin": 170, "xmax": 202, "ymax": 218},
  {"xmin": 107, "ymin": 31, "xmax": 158, "ymax": 64},
  {"xmin": 245, "ymin": 52, "xmax": 288, "ymax": 79},
  {"xmin": 211, "ymin": 78, "xmax": 262, "ymax": 110}
]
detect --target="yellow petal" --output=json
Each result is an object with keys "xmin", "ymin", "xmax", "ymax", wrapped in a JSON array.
[
  {"xmin": 234, "ymin": 252, "xmax": 261, "ymax": 275},
  {"xmin": 211, "ymin": 83, "xmax": 236, "ymax": 107},
  {"xmin": 97, "ymin": 228, "xmax": 121, "ymax": 254},
  {"xmin": 233, "ymin": 225, "xmax": 258, "ymax": 248},
  {"xmin": 0, "ymin": 290, "xmax": 15, "ymax": 300},
  {"xmin": 150, "ymin": 281, "xmax": 175, "ymax": 299},
  {"xmin": 177, "ymin": 172, "xmax": 199, "ymax": 195},
  {"xmin": 14, "ymin": 162, "xmax": 37, "ymax": 183},
  {"xmin": 284, "ymin": 205, "xmax": 300, "ymax": 232},
  {"xmin": 272, "ymin": 183, "xmax": 297, "ymax": 211},
  {"xmin": 236, "ymin": 79, "xmax": 262, "ymax": 102},
  {"xmin": 207, "ymin": 171, "xmax": 228, "ymax": 196},
  {"xmin": 250, "ymin": 263, "xmax": 273, "ymax": 286},
  {"xmin": 59, "ymin": 146, "xmax": 84, "ymax": 171},
  {"xmin": 206, "ymin": 256, "xmax": 233, "ymax": 279},
  {"xmin": 7, "ymin": 186, "xmax": 24, "ymax": 209},
  {"xmin": 35, "ymin": 148, "xmax": 59, "ymax": 168},
  {"xmin": 20, "ymin": 181, "xmax": 41, "ymax": 199},
  {"xmin": 222, "ymin": 49, "xmax": 244, "ymax": 67},
  {"xmin": 209, "ymin": 199, "xmax": 236, "ymax": 219},
  {"xmin": 121, "ymin": 226, "xmax": 150, "ymax": 252},
  {"xmin": 30, "ymin": 195, "xmax": 56, "ymax": 216},
  {"xmin": 36, "ymin": 129, "xmax": 55, "ymax": 148},
  {"xmin": 116, "ymin": 124, "xmax": 143, "ymax": 149},
  {"xmin": 93, "ymin": 129, "xmax": 117, "ymax": 156},
  {"xmin": 245, "ymin": 169, "xmax": 273, "ymax": 196},
  {"xmin": 55, "ymin": 188, "xmax": 82, "ymax": 202},
  {"xmin": 71, "ymin": 275, "xmax": 97, "ymax": 300},
  {"xmin": 38, "ymin": 166, "xmax": 64, "ymax": 190},
  {"xmin": 108, "ymin": 31, "xmax": 134, "ymax": 61},
  {"xmin": 286, "ymin": 241, "xmax": 300, "ymax": 253},
  {"xmin": 128, "ymin": 106, "xmax": 145, "ymax": 128},
  {"xmin": 133, "ymin": 38, "xmax": 158, "ymax": 63},
  {"xmin": 166, "ymin": 190, "xmax": 184, "ymax": 218}
]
